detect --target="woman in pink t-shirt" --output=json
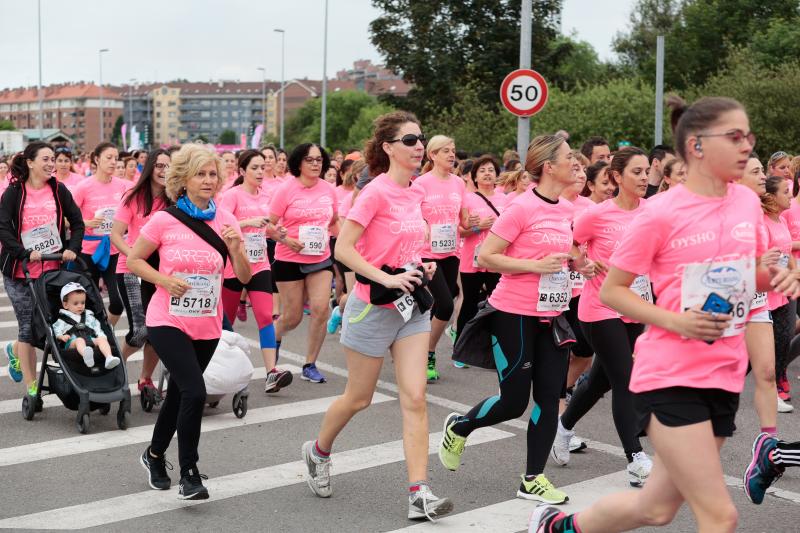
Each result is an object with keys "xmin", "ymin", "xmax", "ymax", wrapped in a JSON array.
[
  {"xmin": 440, "ymin": 135, "xmax": 592, "ymax": 505},
  {"xmin": 301, "ymin": 111, "xmax": 452, "ymax": 520},
  {"xmin": 553, "ymin": 147, "xmax": 653, "ymax": 487},
  {"xmin": 128, "ymin": 144, "xmax": 250, "ymax": 500},
  {"xmin": 111, "ymin": 148, "xmax": 171, "ymax": 397},
  {"xmin": 259, "ymin": 145, "xmax": 285, "ymax": 319},
  {"xmin": 531, "ymin": 98, "xmax": 800, "ymax": 533},
  {"xmin": 220, "ymin": 150, "xmax": 290, "ymax": 394},
  {"xmin": 582, "ymin": 160, "xmax": 615, "ymax": 203},
  {"xmin": 71, "ymin": 142, "xmax": 132, "ymax": 326},
  {"xmin": 53, "ymin": 146, "xmax": 84, "ymax": 192},
  {"xmin": 269, "ymin": 143, "xmax": 338, "ymax": 384},
  {"xmin": 411, "ymin": 135, "xmax": 469, "ymax": 381}
]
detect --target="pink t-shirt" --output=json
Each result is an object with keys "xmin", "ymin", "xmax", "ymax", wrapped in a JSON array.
[
  {"xmin": 15, "ymin": 184, "xmax": 60, "ymax": 278},
  {"xmin": 114, "ymin": 194, "xmax": 166, "ymax": 274},
  {"xmin": 567, "ymin": 195, "xmax": 598, "ymax": 297},
  {"xmin": 347, "ymin": 174, "xmax": 427, "ymax": 308},
  {"xmin": 220, "ymin": 185, "xmax": 272, "ymax": 277},
  {"xmin": 571, "ymin": 195, "xmax": 594, "ymax": 214},
  {"xmin": 574, "ymin": 198, "xmax": 648, "ymax": 322},
  {"xmin": 71, "ymin": 177, "xmax": 132, "ymax": 255},
  {"xmin": 459, "ymin": 191, "xmax": 509, "ymax": 274},
  {"xmin": 411, "ymin": 171, "xmax": 467, "ymax": 260},
  {"xmin": 140, "ymin": 209, "xmax": 242, "ymax": 340},
  {"xmin": 269, "ymin": 178, "xmax": 337, "ymax": 264},
  {"xmin": 780, "ymin": 200, "xmax": 800, "ymax": 259},
  {"xmin": 610, "ymin": 184, "xmax": 766, "ymax": 394},
  {"xmin": 331, "ymin": 185, "xmax": 355, "ymax": 238},
  {"xmin": 260, "ymin": 177, "xmax": 283, "ymax": 205},
  {"xmin": 764, "ymin": 214, "xmax": 792, "ymax": 310},
  {"xmin": 488, "ymin": 189, "xmax": 575, "ymax": 317},
  {"xmin": 55, "ymin": 172, "xmax": 84, "ymax": 193}
]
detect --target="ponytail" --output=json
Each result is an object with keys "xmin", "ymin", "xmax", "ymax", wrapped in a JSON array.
[{"xmin": 10, "ymin": 141, "xmax": 53, "ymax": 184}]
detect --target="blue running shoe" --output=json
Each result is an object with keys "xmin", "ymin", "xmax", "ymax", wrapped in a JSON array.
[
  {"xmin": 301, "ymin": 363, "xmax": 326, "ymax": 383},
  {"xmin": 327, "ymin": 306, "xmax": 342, "ymax": 334},
  {"xmin": 744, "ymin": 432, "xmax": 783, "ymax": 504},
  {"xmin": 5, "ymin": 343, "xmax": 22, "ymax": 383},
  {"xmin": 453, "ymin": 361, "xmax": 469, "ymax": 369}
]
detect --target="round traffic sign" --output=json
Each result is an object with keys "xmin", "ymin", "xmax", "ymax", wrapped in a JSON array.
[{"xmin": 500, "ymin": 69, "xmax": 549, "ymax": 117}]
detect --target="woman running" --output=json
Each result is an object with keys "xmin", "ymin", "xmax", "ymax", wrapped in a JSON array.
[
  {"xmin": 551, "ymin": 147, "xmax": 653, "ymax": 487},
  {"xmin": 269, "ymin": 143, "xmax": 338, "ymax": 384},
  {"xmin": 529, "ymin": 96, "xmax": 799, "ymax": 533},
  {"xmin": 260, "ymin": 145, "xmax": 283, "ymax": 319},
  {"xmin": 0, "ymin": 142, "xmax": 84, "ymax": 396},
  {"xmin": 130, "ymin": 144, "xmax": 250, "ymax": 500},
  {"xmin": 412, "ymin": 135, "xmax": 468, "ymax": 381},
  {"xmin": 657, "ymin": 158, "xmax": 686, "ymax": 194},
  {"xmin": 582, "ymin": 161, "xmax": 614, "ymax": 203},
  {"xmin": 53, "ymin": 146, "xmax": 84, "ymax": 191},
  {"xmin": 71, "ymin": 142, "xmax": 132, "ymax": 326},
  {"xmin": 220, "ymin": 149, "xmax": 291, "ymax": 393},
  {"xmin": 439, "ymin": 134, "xmax": 587, "ymax": 505},
  {"xmin": 769, "ymin": 151, "xmax": 793, "ymax": 182},
  {"xmin": 301, "ymin": 111, "xmax": 453, "ymax": 521},
  {"xmin": 111, "ymin": 148, "xmax": 171, "ymax": 395}
]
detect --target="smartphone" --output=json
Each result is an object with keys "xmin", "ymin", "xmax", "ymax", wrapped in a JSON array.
[{"xmin": 701, "ymin": 292, "xmax": 733, "ymax": 315}]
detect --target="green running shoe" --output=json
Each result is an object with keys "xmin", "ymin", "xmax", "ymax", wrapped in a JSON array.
[
  {"xmin": 438, "ymin": 413, "xmax": 467, "ymax": 471},
  {"xmin": 27, "ymin": 381, "xmax": 38, "ymax": 397},
  {"xmin": 427, "ymin": 353, "xmax": 440, "ymax": 381},
  {"xmin": 517, "ymin": 474, "xmax": 568, "ymax": 504}
]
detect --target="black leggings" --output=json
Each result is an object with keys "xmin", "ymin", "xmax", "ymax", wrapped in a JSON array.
[
  {"xmin": 79, "ymin": 252, "xmax": 123, "ymax": 316},
  {"xmin": 148, "ymin": 326, "xmax": 218, "ymax": 474},
  {"xmin": 456, "ymin": 271, "xmax": 500, "ymax": 339},
  {"xmin": 451, "ymin": 310, "xmax": 569, "ymax": 476},
  {"xmin": 423, "ymin": 255, "xmax": 460, "ymax": 321},
  {"xmin": 774, "ymin": 300, "xmax": 796, "ymax": 380},
  {"xmin": 562, "ymin": 319, "xmax": 644, "ymax": 457}
]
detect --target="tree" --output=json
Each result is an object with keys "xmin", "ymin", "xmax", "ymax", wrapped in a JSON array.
[
  {"xmin": 111, "ymin": 115, "xmax": 124, "ymax": 147},
  {"xmin": 218, "ymin": 129, "xmax": 237, "ymax": 145},
  {"xmin": 746, "ymin": 17, "xmax": 800, "ymax": 68},
  {"xmin": 344, "ymin": 102, "xmax": 395, "ymax": 151},
  {"xmin": 0, "ymin": 120, "xmax": 15, "ymax": 131}
]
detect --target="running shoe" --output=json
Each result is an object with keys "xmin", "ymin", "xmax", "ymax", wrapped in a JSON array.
[
  {"xmin": 301, "ymin": 363, "xmax": 326, "ymax": 383},
  {"xmin": 178, "ymin": 467, "xmax": 209, "ymax": 500},
  {"xmin": 264, "ymin": 368, "xmax": 293, "ymax": 393},
  {"xmin": 438, "ymin": 412, "xmax": 467, "ymax": 471},
  {"xmin": 301, "ymin": 440, "xmax": 332, "ymax": 498},
  {"xmin": 27, "ymin": 381, "xmax": 37, "ymax": 397},
  {"xmin": 445, "ymin": 324, "xmax": 457, "ymax": 345},
  {"xmin": 4, "ymin": 343, "xmax": 22, "ymax": 382},
  {"xmin": 777, "ymin": 394, "xmax": 794, "ymax": 413},
  {"xmin": 517, "ymin": 474, "xmax": 568, "ymax": 504},
  {"xmin": 528, "ymin": 504, "xmax": 571, "ymax": 533},
  {"xmin": 326, "ymin": 305, "xmax": 342, "ymax": 334},
  {"xmin": 550, "ymin": 418, "xmax": 573, "ymax": 466},
  {"xmin": 427, "ymin": 353, "xmax": 440, "ymax": 382},
  {"xmin": 744, "ymin": 432, "xmax": 784, "ymax": 504},
  {"xmin": 569, "ymin": 435, "xmax": 587, "ymax": 452},
  {"xmin": 778, "ymin": 373, "xmax": 791, "ymax": 402},
  {"xmin": 408, "ymin": 484, "xmax": 454, "ymax": 521},
  {"xmin": 236, "ymin": 301, "xmax": 248, "ymax": 322},
  {"xmin": 137, "ymin": 378, "xmax": 156, "ymax": 392},
  {"xmin": 140, "ymin": 446, "xmax": 172, "ymax": 490},
  {"xmin": 627, "ymin": 451, "xmax": 652, "ymax": 487},
  {"xmin": 452, "ymin": 361, "xmax": 469, "ymax": 369}
]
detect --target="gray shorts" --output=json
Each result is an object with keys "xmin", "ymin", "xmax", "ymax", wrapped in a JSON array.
[
  {"xmin": 3, "ymin": 276, "xmax": 34, "ymax": 344},
  {"xmin": 340, "ymin": 295, "xmax": 430, "ymax": 357}
]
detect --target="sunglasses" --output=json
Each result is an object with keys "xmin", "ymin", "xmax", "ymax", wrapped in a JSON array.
[
  {"xmin": 388, "ymin": 133, "xmax": 426, "ymax": 147},
  {"xmin": 55, "ymin": 147, "xmax": 73, "ymax": 155}
]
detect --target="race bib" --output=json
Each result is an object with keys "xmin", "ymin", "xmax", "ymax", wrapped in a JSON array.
[
  {"xmin": 94, "ymin": 207, "xmax": 116, "ymax": 236},
  {"xmin": 430, "ymin": 223, "xmax": 457, "ymax": 254},
  {"xmin": 630, "ymin": 275, "xmax": 653, "ymax": 303},
  {"xmin": 244, "ymin": 232, "xmax": 267, "ymax": 264},
  {"xmin": 537, "ymin": 268, "xmax": 571, "ymax": 312},
  {"xmin": 168, "ymin": 273, "xmax": 220, "ymax": 317},
  {"xmin": 299, "ymin": 225, "xmax": 326, "ymax": 256},
  {"xmin": 393, "ymin": 293, "xmax": 415, "ymax": 323},
  {"xmin": 20, "ymin": 221, "xmax": 61, "ymax": 254},
  {"xmin": 569, "ymin": 270, "xmax": 585, "ymax": 291},
  {"xmin": 681, "ymin": 258, "xmax": 754, "ymax": 337},
  {"xmin": 752, "ymin": 291, "xmax": 767, "ymax": 309}
]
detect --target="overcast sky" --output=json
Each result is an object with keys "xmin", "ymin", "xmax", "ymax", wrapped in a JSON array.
[{"xmin": 0, "ymin": 0, "xmax": 636, "ymax": 89}]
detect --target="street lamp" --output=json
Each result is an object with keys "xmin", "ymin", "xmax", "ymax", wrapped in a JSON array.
[
  {"xmin": 321, "ymin": 0, "xmax": 328, "ymax": 148},
  {"xmin": 98, "ymin": 48, "xmax": 110, "ymax": 142},
  {"xmin": 274, "ymin": 28, "xmax": 285, "ymax": 149},
  {"xmin": 128, "ymin": 78, "xmax": 136, "ymax": 148},
  {"xmin": 257, "ymin": 66, "xmax": 266, "ymax": 136},
  {"xmin": 37, "ymin": 0, "xmax": 43, "ymax": 139}
]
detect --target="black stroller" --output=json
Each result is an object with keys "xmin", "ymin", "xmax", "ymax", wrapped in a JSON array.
[{"xmin": 22, "ymin": 253, "xmax": 132, "ymax": 434}]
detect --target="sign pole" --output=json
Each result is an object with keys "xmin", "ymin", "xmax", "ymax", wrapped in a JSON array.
[
  {"xmin": 654, "ymin": 35, "xmax": 665, "ymax": 146},
  {"xmin": 517, "ymin": 0, "xmax": 532, "ymax": 158}
]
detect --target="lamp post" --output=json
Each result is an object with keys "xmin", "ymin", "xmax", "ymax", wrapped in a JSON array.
[
  {"xmin": 37, "ymin": 0, "xmax": 43, "ymax": 139},
  {"xmin": 98, "ymin": 48, "xmax": 109, "ymax": 142},
  {"xmin": 321, "ymin": 0, "xmax": 328, "ymax": 148},
  {"xmin": 257, "ymin": 66, "xmax": 266, "ymax": 133},
  {"xmin": 128, "ymin": 78, "xmax": 136, "ymax": 147},
  {"xmin": 274, "ymin": 28, "xmax": 285, "ymax": 149}
]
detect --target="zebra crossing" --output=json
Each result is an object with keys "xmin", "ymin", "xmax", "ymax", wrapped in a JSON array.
[{"xmin": 1, "ymin": 287, "xmax": 800, "ymax": 532}]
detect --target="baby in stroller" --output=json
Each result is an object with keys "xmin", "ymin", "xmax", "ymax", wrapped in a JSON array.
[{"xmin": 51, "ymin": 282, "xmax": 121, "ymax": 370}]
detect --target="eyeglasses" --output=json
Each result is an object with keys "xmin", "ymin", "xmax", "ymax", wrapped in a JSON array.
[
  {"xmin": 303, "ymin": 157, "xmax": 324, "ymax": 165},
  {"xmin": 387, "ymin": 133, "xmax": 426, "ymax": 147},
  {"xmin": 154, "ymin": 163, "xmax": 170, "ymax": 170},
  {"xmin": 697, "ymin": 129, "xmax": 756, "ymax": 148},
  {"xmin": 54, "ymin": 147, "xmax": 72, "ymax": 155}
]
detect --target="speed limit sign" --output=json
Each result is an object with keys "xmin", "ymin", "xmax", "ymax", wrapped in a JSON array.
[{"xmin": 500, "ymin": 69, "xmax": 549, "ymax": 117}]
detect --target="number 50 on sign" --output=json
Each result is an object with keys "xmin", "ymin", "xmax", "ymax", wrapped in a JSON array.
[{"xmin": 500, "ymin": 69, "xmax": 549, "ymax": 117}]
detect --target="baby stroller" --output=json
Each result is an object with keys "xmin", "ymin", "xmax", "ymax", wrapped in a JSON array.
[
  {"xmin": 144, "ymin": 330, "xmax": 251, "ymax": 418},
  {"xmin": 23, "ymin": 253, "xmax": 132, "ymax": 434}
]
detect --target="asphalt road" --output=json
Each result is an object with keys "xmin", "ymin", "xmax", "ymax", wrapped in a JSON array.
[{"xmin": 0, "ymin": 287, "xmax": 799, "ymax": 532}]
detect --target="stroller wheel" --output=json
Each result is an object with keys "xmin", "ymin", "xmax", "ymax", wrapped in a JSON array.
[
  {"xmin": 98, "ymin": 404, "xmax": 111, "ymax": 415},
  {"xmin": 21, "ymin": 395, "xmax": 36, "ymax": 421},
  {"xmin": 233, "ymin": 394, "xmax": 247, "ymax": 419},
  {"xmin": 35, "ymin": 397, "xmax": 43, "ymax": 413},
  {"xmin": 117, "ymin": 408, "xmax": 130, "ymax": 430},
  {"xmin": 77, "ymin": 413, "xmax": 90, "ymax": 434}
]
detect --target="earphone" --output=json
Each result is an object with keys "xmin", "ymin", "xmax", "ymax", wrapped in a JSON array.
[{"xmin": 694, "ymin": 141, "xmax": 703, "ymax": 153}]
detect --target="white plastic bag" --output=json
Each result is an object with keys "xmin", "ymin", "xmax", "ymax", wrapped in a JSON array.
[{"xmin": 204, "ymin": 333, "xmax": 254, "ymax": 396}]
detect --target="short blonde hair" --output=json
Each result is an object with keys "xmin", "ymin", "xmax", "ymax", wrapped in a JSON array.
[
  {"xmin": 165, "ymin": 144, "xmax": 225, "ymax": 202},
  {"xmin": 426, "ymin": 134, "xmax": 455, "ymax": 159},
  {"xmin": 525, "ymin": 135, "xmax": 566, "ymax": 179}
]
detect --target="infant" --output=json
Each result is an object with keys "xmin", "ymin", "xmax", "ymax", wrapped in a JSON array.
[{"xmin": 52, "ymin": 282, "xmax": 120, "ymax": 370}]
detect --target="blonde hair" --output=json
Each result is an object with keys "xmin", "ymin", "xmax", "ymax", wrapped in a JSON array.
[
  {"xmin": 525, "ymin": 135, "xmax": 565, "ymax": 180},
  {"xmin": 572, "ymin": 150, "xmax": 589, "ymax": 167},
  {"xmin": 501, "ymin": 169, "xmax": 530, "ymax": 192},
  {"xmin": 165, "ymin": 144, "xmax": 225, "ymax": 202},
  {"xmin": 425, "ymin": 135, "xmax": 455, "ymax": 159}
]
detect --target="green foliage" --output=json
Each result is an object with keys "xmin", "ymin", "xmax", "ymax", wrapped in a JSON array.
[
  {"xmin": 0, "ymin": 120, "xmax": 15, "ymax": 131},
  {"xmin": 111, "ymin": 115, "xmax": 124, "ymax": 147},
  {"xmin": 344, "ymin": 102, "xmax": 396, "ymax": 151},
  {"xmin": 746, "ymin": 17, "xmax": 800, "ymax": 68},
  {"xmin": 218, "ymin": 129, "xmax": 238, "ymax": 145}
]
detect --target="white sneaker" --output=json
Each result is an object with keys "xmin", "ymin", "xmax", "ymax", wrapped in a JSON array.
[
  {"xmin": 408, "ymin": 484, "xmax": 454, "ymax": 521},
  {"xmin": 82, "ymin": 347, "xmax": 95, "ymax": 367},
  {"xmin": 627, "ymin": 451, "xmax": 652, "ymax": 487},
  {"xmin": 104, "ymin": 356, "xmax": 120, "ymax": 370},
  {"xmin": 568, "ymin": 435, "xmax": 587, "ymax": 452},
  {"xmin": 550, "ymin": 418, "xmax": 573, "ymax": 466},
  {"xmin": 778, "ymin": 395, "xmax": 794, "ymax": 413},
  {"xmin": 301, "ymin": 440, "xmax": 332, "ymax": 498}
]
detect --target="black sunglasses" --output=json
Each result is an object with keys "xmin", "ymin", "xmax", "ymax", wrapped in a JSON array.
[
  {"xmin": 388, "ymin": 133, "xmax": 426, "ymax": 147},
  {"xmin": 54, "ymin": 147, "xmax": 73, "ymax": 155}
]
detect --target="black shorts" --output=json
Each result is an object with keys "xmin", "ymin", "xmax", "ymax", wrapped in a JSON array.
[
  {"xmin": 329, "ymin": 237, "xmax": 352, "ymax": 274},
  {"xmin": 272, "ymin": 258, "xmax": 334, "ymax": 282},
  {"xmin": 634, "ymin": 386, "xmax": 739, "ymax": 438},
  {"xmin": 566, "ymin": 295, "xmax": 593, "ymax": 358},
  {"xmin": 266, "ymin": 240, "xmax": 279, "ymax": 293}
]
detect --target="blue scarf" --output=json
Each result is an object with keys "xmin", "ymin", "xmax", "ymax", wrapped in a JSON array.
[
  {"xmin": 83, "ymin": 235, "xmax": 111, "ymax": 271},
  {"xmin": 177, "ymin": 195, "xmax": 216, "ymax": 221}
]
